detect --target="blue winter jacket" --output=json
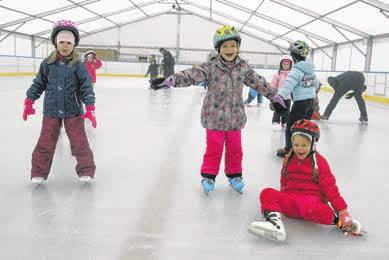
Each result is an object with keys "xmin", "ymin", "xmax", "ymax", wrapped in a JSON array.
[
  {"xmin": 279, "ymin": 60, "xmax": 318, "ymax": 101},
  {"xmin": 26, "ymin": 58, "xmax": 95, "ymax": 118}
]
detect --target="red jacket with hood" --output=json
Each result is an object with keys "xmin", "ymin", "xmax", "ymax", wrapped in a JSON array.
[
  {"xmin": 85, "ymin": 59, "xmax": 102, "ymax": 83},
  {"xmin": 281, "ymin": 151, "xmax": 347, "ymax": 212}
]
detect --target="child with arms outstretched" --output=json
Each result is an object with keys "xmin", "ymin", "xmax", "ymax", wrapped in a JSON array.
[{"xmin": 150, "ymin": 25, "xmax": 285, "ymax": 194}]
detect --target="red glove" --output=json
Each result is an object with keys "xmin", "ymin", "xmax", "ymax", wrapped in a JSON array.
[
  {"xmin": 23, "ymin": 98, "xmax": 35, "ymax": 121},
  {"xmin": 81, "ymin": 105, "xmax": 97, "ymax": 128},
  {"xmin": 338, "ymin": 209, "xmax": 353, "ymax": 231}
]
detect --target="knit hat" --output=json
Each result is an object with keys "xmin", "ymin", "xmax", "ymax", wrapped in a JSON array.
[{"xmin": 56, "ymin": 30, "xmax": 75, "ymax": 45}]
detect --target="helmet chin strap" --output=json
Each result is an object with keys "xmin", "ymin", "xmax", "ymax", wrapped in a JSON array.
[{"xmin": 309, "ymin": 143, "xmax": 316, "ymax": 155}]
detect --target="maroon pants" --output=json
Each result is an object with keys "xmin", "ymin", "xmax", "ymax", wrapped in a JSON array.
[
  {"xmin": 260, "ymin": 188, "xmax": 334, "ymax": 225},
  {"xmin": 31, "ymin": 116, "xmax": 95, "ymax": 179}
]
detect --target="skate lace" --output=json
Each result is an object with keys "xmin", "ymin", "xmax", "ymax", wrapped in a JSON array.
[
  {"xmin": 231, "ymin": 177, "xmax": 242, "ymax": 183},
  {"xmin": 266, "ymin": 214, "xmax": 281, "ymax": 230}
]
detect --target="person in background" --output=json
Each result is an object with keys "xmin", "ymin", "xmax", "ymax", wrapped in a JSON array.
[
  {"xmin": 84, "ymin": 50, "xmax": 102, "ymax": 86},
  {"xmin": 159, "ymin": 48, "xmax": 175, "ymax": 77},
  {"xmin": 244, "ymin": 88, "xmax": 263, "ymax": 107},
  {"xmin": 270, "ymin": 55, "xmax": 293, "ymax": 130},
  {"xmin": 321, "ymin": 71, "xmax": 368, "ymax": 124},
  {"xmin": 145, "ymin": 59, "xmax": 159, "ymax": 81}
]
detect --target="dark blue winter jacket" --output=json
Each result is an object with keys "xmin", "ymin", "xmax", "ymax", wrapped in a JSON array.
[{"xmin": 26, "ymin": 58, "xmax": 95, "ymax": 118}]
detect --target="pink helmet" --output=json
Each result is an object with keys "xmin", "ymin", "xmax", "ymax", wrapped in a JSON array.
[
  {"xmin": 279, "ymin": 55, "xmax": 293, "ymax": 70},
  {"xmin": 280, "ymin": 55, "xmax": 293, "ymax": 64},
  {"xmin": 51, "ymin": 20, "xmax": 80, "ymax": 47}
]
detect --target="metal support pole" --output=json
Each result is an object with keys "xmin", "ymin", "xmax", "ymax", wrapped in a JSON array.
[
  {"xmin": 333, "ymin": 25, "xmax": 366, "ymax": 56},
  {"xmin": 31, "ymin": 36, "xmax": 36, "ymax": 72},
  {"xmin": 331, "ymin": 44, "xmax": 337, "ymax": 71},
  {"xmin": 364, "ymin": 36, "xmax": 373, "ymax": 72},
  {"xmin": 31, "ymin": 36, "xmax": 36, "ymax": 58},
  {"xmin": 310, "ymin": 48, "xmax": 315, "ymax": 65},
  {"xmin": 175, "ymin": 6, "xmax": 182, "ymax": 63},
  {"xmin": 349, "ymin": 45, "xmax": 353, "ymax": 71},
  {"xmin": 118, "ymin": 26, "xmax": 121, "ymax": 60},
  {"xmin": 118, "ymin": 40, "xmax": 121, "ymax": 61}
]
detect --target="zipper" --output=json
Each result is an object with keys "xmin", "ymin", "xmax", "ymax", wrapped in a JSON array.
[{"xmin": 74, "ymin": 92, "xmax": 80, "ymax": 107}]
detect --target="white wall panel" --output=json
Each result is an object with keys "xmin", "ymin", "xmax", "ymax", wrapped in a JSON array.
[{"xmin": 371, "ymin": 37, "xmax": 389, "ymax": 72}]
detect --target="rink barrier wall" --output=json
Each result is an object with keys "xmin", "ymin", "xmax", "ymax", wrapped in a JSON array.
[{"xmin": 1, "ymin": 56, "xmax": 389, "ymax": 104}]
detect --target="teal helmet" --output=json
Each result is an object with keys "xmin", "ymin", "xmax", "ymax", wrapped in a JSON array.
[{"xmin": 213, "ymin": 25, "xmax": 241, "ymax": 51}]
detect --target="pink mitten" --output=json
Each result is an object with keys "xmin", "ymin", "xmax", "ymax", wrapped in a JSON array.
[
  {"xmin": 23, "ymin": 98, "xmax": 35, "ymax": 121},
  {"xmin": 81, "ymin": 105, "xmax": 97, "ymax": 128}
]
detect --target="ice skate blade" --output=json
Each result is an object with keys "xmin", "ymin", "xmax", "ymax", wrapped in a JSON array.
[
  {"xmin": 229, "ymin": 184, "xmax": 243, "ymax": 194},
  {"xmin": 343, "ymin": 230, "xmax": 367, "ymax": 237}
]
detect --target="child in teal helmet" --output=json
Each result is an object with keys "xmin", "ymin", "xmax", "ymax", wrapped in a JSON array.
[
  {"xmin": 275, "ymin": 40, "xmax": 320, "ymax": 158},
  {"xmin": 150, "ymin": 25, "xmax": 285, "ymax": 195}
]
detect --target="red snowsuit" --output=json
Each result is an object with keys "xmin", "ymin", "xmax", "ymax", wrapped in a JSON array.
[
  {"xmin": 260, "ymin": 152, "xmax": 347, "ymax": 225},
  {"xmin": 85, "ymin": 58, "xmax": 102, "ymax": 83}
]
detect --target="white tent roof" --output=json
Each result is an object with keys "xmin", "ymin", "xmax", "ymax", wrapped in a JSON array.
[{"xmin": 1, "ymin": 0, "xmax": 389, "ymax": 50}]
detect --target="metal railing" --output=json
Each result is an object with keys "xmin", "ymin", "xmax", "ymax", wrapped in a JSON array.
[{"xmin": 1, "ymin": 55, "xmax": 388, "ymax": 97}]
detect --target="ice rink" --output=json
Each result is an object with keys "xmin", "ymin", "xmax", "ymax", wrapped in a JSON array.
[{"xmin": 1, "ymin": 76, "xmax": 388, "ymax": 260}]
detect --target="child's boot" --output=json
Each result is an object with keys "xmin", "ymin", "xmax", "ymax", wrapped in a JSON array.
[
  {"xmin": 201, "ymin": 177, "xmax": 215, "ymax": 195},
  {"xmin": 228, "ymin": 176, "xmax": 244, "ymax": 194},
  {"xmin": 248, "ymin": 211, "xmax": 286, "ymax": 242}
]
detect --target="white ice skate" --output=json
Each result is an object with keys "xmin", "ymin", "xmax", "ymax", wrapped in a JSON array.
[
  {"xmin": 272, "ymin": 123, "xmax": 281, "ymax": 131},
  {"xmin": 31, "ymin": 177, "xmax": 44, "ymax": 185},
  {"xmin": 248, "ymin": 212, "xmax": 286, "ymax": 242},
  {"xmin": 79, "ymin": 176, "xmax": 92, "ymax": 183},
  {"xmin": 359, "ymin": 118, "xmax": 368, "ymax": 125}
]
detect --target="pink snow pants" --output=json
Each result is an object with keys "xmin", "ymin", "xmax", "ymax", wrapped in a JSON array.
[
  {"xmin": 31, "ymin": 116, "xmax": 95, "ymax": 179},
  {"xmin": 200, "ymin": 129, "xmax": 243, "ymax": 178},
  {"xmin": 260, "ymin": 188, "xmax": 334, "ymax": 225}
]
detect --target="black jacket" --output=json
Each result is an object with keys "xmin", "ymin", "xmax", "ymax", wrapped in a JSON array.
[
  {"xmin": 145, "ymin": 63, "xmax": 159, "ymax": 76},
  {"xmin": 161, "ymin": 50, "xmax": 175, "ymax": 68},
  {"xmin": 328, "ymin": 71, "xmax": 366, "ymax": 93}
]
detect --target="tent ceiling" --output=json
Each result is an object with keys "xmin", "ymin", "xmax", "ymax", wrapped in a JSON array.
[{"xmin": 1, "ymin": 0, "xmax": 389, "ymax": 50}]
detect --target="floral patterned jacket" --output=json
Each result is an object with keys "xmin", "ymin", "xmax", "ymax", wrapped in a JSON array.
[{"xmin": 173, "ymin": 55, "xmax": 277, "ymax": 130}]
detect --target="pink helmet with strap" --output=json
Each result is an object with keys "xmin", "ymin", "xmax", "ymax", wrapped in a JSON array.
[{"xmin": 51, "ymin": 20, "xmax": 80, "ymax": 47}]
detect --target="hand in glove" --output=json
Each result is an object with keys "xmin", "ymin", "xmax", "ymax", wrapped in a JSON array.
[
  {"xmin": 269, "ymin": 103, "xmax": 275, "ymax": 111},
  {"xmin": 81, "ymin": 105, "xmax": 97, "ymax": 128},
  {"xmin": 23, "ymin": 98, "xmax": 36, "ymax": 121},
  {"xmin": 345, "ymin": 91, "xmax": 355, "ymax": 99},
  {"xmin": 338, "ymin": 209, "xmax": 354, "ymax": 232},
  {"xmin": 150, "ymin": 76, "xmax": 175, "ymax": 90},
  {"xmin": 270, "ymin": 94, "xmax": 287, "ymax": 113}
]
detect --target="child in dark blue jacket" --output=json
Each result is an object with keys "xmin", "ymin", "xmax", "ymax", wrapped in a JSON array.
[{"xmin": 23, "ymin": 20, "xmax": 96, "ymax": 184}]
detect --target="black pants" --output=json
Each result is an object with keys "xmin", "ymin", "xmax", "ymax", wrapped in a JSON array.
[
  {"xmin": 272, "ymin": 99, "xmax": 291, "ymax": 124},
  {"xmin": 285, "ymin": 99, "xmax": 314, "ymax": 149},
  {"xmin": 323, "ymin": 90, "xmax": 368, "ymax": 120},
  {"xmin": 163, "ymin": 65, "xmax": 175, "ymax": 77}
]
